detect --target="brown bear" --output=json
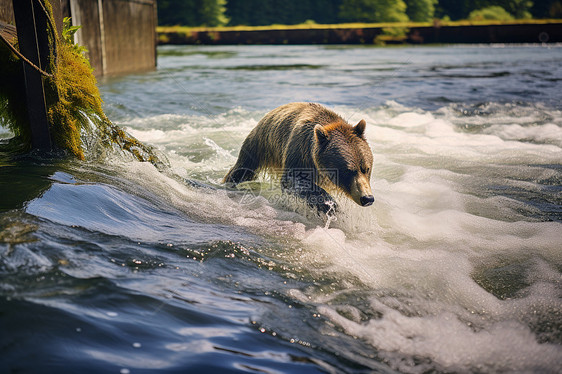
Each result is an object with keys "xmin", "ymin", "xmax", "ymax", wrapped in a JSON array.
[{"xmin": 223, "ymin": 102, "xmax": 374, "ymax": 213}]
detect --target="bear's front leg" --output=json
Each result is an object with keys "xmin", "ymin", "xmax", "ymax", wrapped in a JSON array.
[
  {"xmin": 305, "ymin": 185, "xmax": 338, "ymax": 215},
  {"xmin": 281, "ymin": 171, "xmax": 337, "ymax": 215}
]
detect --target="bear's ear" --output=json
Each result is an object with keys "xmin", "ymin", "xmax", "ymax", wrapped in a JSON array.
[
  {"xmin": 354, "ymin": 119, "xmax": 367, "ymax": 138},
  {"xmin": 314, "ymin": 124, "xmax": 330, "ymax": 146}
]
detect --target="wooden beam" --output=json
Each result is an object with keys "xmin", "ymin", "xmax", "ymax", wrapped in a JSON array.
[
  {"xmin": 12, "ymin": 0, "xmax": 52, "ymax": 151},
  {"xmin": 0, "ymin": 21, "xmax": 17, "ymax": 42}
]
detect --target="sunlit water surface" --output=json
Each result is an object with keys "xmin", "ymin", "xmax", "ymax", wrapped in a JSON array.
[{"xmin": 1, "ymin": 44, "xmax": 561, "ymax": 373}]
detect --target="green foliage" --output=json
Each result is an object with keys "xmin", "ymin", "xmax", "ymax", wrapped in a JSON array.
[
  {"xmin": 225, "ymin": 0, "xmax": 343, "ymax": 26},
  {"xmin": 62, "ymin": 17, "xmax": 80, "ymax": 44},
  {"xmin": 157, "ymin": 0, "xmax": 229, "ymax": 26},
  {"xmin": 504, "ymin": 0, "xmax": 533, "ymax": 18},
  {"xmin": 199, "ymin": 0, "xmax": 229, "ymax": 26},
  {"xmin": 157, "ymin": 0, "xmax": 553, "ymax": 27},
  {"xmin": 437, "ymin": 0, "xmax": 536, "ymax": 20},
  {"xmin": 62, "ymin": 17, "xmax": 87, "ymax": 55},
  {"xmin": 434, "ymin": 0, "xmax": 468, "ymax": 20},
  {"xmin": 469, "ymin": 5, "xmax": 515, "ymax": 20},
  {"xmin": 339, "ymin": 0, "xmax": 409, "ymax": 22},
  {"xmin": 405, "ymin": 0, "xmax": 438, "ymax": 22}
]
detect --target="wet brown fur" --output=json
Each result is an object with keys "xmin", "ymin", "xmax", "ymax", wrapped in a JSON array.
[{"xmin": 223, "ymin": 102, "xmax": 373, "ymax": 209}]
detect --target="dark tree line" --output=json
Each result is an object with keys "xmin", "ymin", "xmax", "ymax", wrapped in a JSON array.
[
  {"xmin": 224, "ymin": 0, "xmax": 343, "ymax": 26},
  {"xmin": 157, "ymin": 0, "xmax": 562, "ymax": 26}
]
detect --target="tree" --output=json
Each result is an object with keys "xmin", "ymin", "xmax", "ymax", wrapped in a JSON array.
[
  {"xmin": 502, "ymin": 0, "xmax": 534, "ymax": 18},
  {"xmin": 405, "ymin": 0, "xmax": 437, "ymax": 22},
  {"xmin": 435, "ymin": 0, "xmax": 536, "ymax": 20},
  {"xmin": 157, "ymin": 0, "xmax": 198, "ymax": 25},
  {"xmin": 474, "ymin": 1, "xmax": 533, "ymax": 19},
  {"xmin": 157, "ymin": 0, "xmax": 228, "ymax": 26},
  {"xmin": 199, "ymin": 0, "xmax": 229, "ymax": 26},
  {"xmin": 339, "ymin": 0, "xmax": 409, "ymax": 22},
  {"xmin": 530, "ymin": 0, "xmax": 562, "ymax": 18},
  {"xmin": 468, "ymin": 5, "xmax": 515, "ymax": 20},
  {"xmin": 225, "ymin": 0, "xmax": 343, "ymax": 26}
]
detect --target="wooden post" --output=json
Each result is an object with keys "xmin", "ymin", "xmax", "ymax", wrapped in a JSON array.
[{"xmin": 12, "ymin": 0, "xmax": 52, "ymax": 151}]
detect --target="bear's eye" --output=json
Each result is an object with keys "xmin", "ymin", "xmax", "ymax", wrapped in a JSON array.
[{"xmin": 360, "ymin": 165, "xmax": 368, "ymax": 174}]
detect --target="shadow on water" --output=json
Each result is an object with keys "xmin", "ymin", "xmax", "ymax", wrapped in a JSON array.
[{"xmin": 0, "ymin": 139, "xmax": 59, "ymax": 213}]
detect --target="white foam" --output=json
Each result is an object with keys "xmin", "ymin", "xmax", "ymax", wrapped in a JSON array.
[
  {"xmin": 293, "ymin": 104, "xmax": 561, "ymax": 372},
  {"xmin": 485, "ymin": 123, "xmax": 562, "ymax": 147},
  {"xmin": 118, "ymin": 103, "xmax": 561, "ymax": 372},
  {"xmin": 388, "ymin": 112, "xmax": 435, "ymax": 128},
  {"xmin": 318, "ymin": 304, "xmax": 560, "ymax": 373}
]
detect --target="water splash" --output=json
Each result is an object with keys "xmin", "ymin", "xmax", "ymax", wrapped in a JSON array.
[{"xmin": 323, "ymin": 200, "xmax": 338, "ymax": 230}]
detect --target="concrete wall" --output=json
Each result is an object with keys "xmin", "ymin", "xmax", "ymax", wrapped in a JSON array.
[
  {"xmin": 65, "ymin": 0, "xmax": 157, "ymax": 76},
  {"xmin": 66, "ymin": 0, "xmax": 103, "ymax": 74},
  {"xmin": 1, "ymin": 0, "xmax": 157, "ymax": 77},
  {"xmin": 1, "ymin": 0, "xmax": 158, "ymax": 153},
  {"xmin": 407, "ymin": 22, "xmax": 562, "ymax": 44},
  {"xmin": 159, "ymin": 22, "xmax": 562, "ymax": 45}
]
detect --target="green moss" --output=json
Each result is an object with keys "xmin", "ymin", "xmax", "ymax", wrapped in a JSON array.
[{"xmin": 46, "ymin": 32, "xmax": 104, "ymax": 159}]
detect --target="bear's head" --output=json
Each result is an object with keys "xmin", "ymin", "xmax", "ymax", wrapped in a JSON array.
[{"xmin": 313, "ymin": 119, "xmax": 374, "ymax": 207}]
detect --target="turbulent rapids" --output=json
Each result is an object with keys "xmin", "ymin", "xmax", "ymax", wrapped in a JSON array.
[{"xmin": 1, "ymin": 44, "xmax": 561, "ymax": 373}]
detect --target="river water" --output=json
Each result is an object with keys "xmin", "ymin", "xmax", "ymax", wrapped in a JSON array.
[{"xmin": 1, "ymin": 44, "xmax": 561, "ymax": 373}]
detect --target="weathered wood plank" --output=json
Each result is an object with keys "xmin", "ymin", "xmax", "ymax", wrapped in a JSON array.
[{"xmin": 0, "ymin": 21, "xmax": 17, "ymax": 42}]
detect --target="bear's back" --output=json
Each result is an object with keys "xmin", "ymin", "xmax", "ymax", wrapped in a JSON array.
[
  {"xmin": 259, "ymin": 102, "xmax": 346, "ymax": 135},
  {"xmin": 244, "ymin": 102, "xmax": 355, "ymax": 171}
]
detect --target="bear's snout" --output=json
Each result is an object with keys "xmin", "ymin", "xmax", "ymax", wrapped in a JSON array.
[
  {"xmin": 349, "ymin": 175, "xmax": 373, "ymax": 207},
  {"xmin": 360, "ymin": 195, "xmax": 374, "ymax": 206}
]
